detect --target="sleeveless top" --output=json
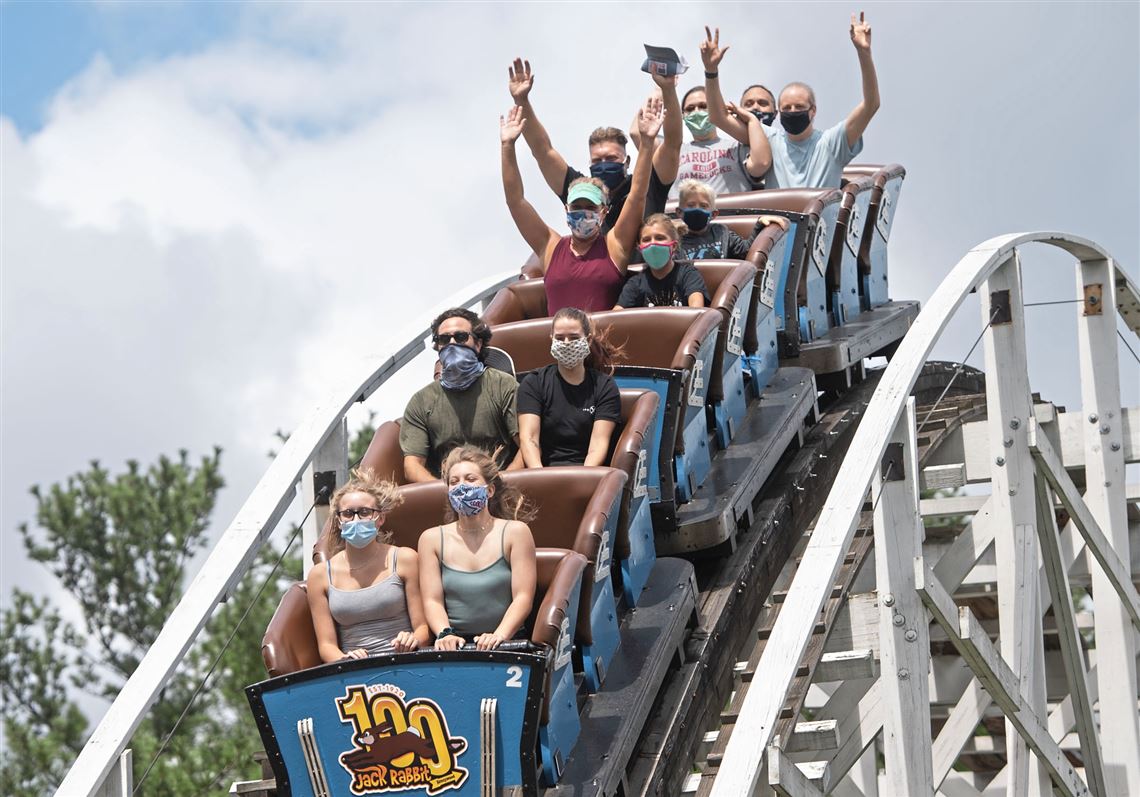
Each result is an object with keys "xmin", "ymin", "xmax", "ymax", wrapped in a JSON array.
[
  {"xmin": 440, "ymin": 522, "xmax": 513, "ymax": 639},
  {"xmin": 545, "ymin": 236, "xmax": 624, "ymax": 314},
  {"xmin": 327, "ymin": 549, "xmax": 412, "ymax": 655}
]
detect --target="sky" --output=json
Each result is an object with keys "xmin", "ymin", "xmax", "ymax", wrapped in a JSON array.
[{"xmin": 1, "ymin": 0, "xmax": 1138, "ymax": 713}]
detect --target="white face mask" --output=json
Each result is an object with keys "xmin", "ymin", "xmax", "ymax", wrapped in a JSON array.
[{"xmin": 550, "ymin": 337, "xmax": 591, "ymax": 368}]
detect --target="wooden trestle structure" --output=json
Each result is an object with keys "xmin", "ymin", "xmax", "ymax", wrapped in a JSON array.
[{"xmin": 698, "ymin": 233, "xmax": 1140, "ymax": 797}]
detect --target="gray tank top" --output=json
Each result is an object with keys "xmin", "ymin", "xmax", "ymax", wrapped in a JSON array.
[
  {"xmin": 440, "ymin": 523, "xmax": 513, "ymax": 639},
  {"xmin": 327, "ymin": 549, "xmax": 412, "ymax": 655}
]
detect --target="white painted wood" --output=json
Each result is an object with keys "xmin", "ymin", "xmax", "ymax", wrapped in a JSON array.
[
  {"xmin": 1111, "ymin": 260, "xmax": 1140, "ymax": 334},
  {"xmin": 815, "ymin": 649, "xmax": 878, "ymax": 682},
  {"xmin": 823, "ymin": 680, "xmax": 883, "ymax": 785},
  {"xmin": 932, "ymin": 499, "xmax": 995, "ymax": 595},
  {"xmin": 1027, "ymin": 421, "xmax": 1140, "ymax": 629},
  {"xmin": 979, "ymin": 252, "xmax": 1051, "ymax": 797},
  {"xmin": 712, "ymin": 234, "xmax": 1124, "ymax": 797},
  {"xmin": 922, "ymin": 463, "xmax": 968, "ymax": 491},
  {"xmin": 1076, "ymin": 256, "xmax": 1140, "ymax": 796},
  {"xmin": 930, "ymin": 678, "xmax": 990, "ymax": 788},
  {"xmin": 55, "ymin": 269, "xmax": 521, "ymax": 796},
  {"xmin": 938, "ymin": 771, "xmax": 985, "ymax": 797},
  {"xmin": 1030, "ymin": 476, "xmax": 1106, "ymax": 796},
  {"xmin": 873, "ymin": 398, "xmax": 934, "ymax": 796},
  {"xmin": 300, "ymin": 416, "xmax": 347, "ymax": 575},
  {"xmin": 767, "ymin": 744, "xmax": 827, "ymax": 797},
  {"xmin": 920, "ymin": 493, "xmax": 989, "ymax": 519},
  {"xmin": 95, "ymin": 750, "xmax": 132, "ymax": 797},
  {"xmin": 786, "ymin": 721, "xmax": 840, "ymax": 753}
]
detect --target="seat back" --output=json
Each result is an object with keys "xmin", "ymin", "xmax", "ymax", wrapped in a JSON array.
[
  {"xmin": 827, "ymin": 175, "xmax": 875, "ymax": 325},
  {"xmin": 842, "ymin": 163, "xmax": 905, "ymax": 308},
  {"xmin": 359, "ymin": 420, "xmax": 407, "ymax": 484},
  {"xmin": 609, "ymin": 388, "xmax": 659, "ymax": 558},
  {"xmin": 483, "ymin": 279, "xmax": 549, "ymax": 326},
  {"xmin": 261, "ymin": 582, "xmax": 321, "ymax": 677},
  {"xmin": 691, "ymin": 261, "xmax": 755, "ymax": 444}
]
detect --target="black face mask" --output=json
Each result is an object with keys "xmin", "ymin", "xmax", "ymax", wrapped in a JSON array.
[
  {"xmin": 780, "ymin": 109, "xmax": 812, "ymax": 136},
  {"xmin": 589, "ymin": 161, "xmax": 627, "ymax": 192},
  {"xmin": 751, "ymin": 109, "xmax": 777, "ymax": 126}
]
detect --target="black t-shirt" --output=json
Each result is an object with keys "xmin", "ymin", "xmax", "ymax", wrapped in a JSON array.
[
  {"xmin": 616, "ymin": 262, "xmax": 709, "ymax": 308},
  {"xmin": 560, "ymin": 165, "xmax": 672, "ymax": 235},
  {"xmin": 681, "ymin": 221, "xmax": 761, "ymax": 261},
  {"xmin": 517, "ymin": 364, "xmax": 622, "ymax": 466}
]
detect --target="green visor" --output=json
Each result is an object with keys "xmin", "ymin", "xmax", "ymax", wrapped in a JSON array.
[{"xmin": 566, "ymin": 182, "xmax": 606, "ymax": 207}]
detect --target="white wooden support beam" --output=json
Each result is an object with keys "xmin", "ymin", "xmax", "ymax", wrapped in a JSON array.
[
  {"xmin": 1028, "ymin": 420, "xmax": 1140, "ymax": 629},
  {"xmin": 931, "ymin": 678, "xmax": 991, "ymax": 789},
  {"xmin": 823, "ymin": 680, "xmax": 883, "ymax": 785},
  {"xmin": 95, "ymin": 750, "xmax": 132, "ymax": 797},
  {"xmin": 979, "ymin": 252, "xmax": 1051, "ymax": 796},
  {"xmin": 1031, "ymin": 476, "xmax": 1107, "ymax": 796},
  {"xmin": 815, "ymin": 649, "xmax": 878, "ymax": 682},
  {"xmin": 301, "ymin": 416, "xmax": 348, "ymax": 575},
  {"xmin": 915, "ymin": 561, "xmax": 1091, "ymax": 797},
  {"xmin": 767, "ymin": 740, "xmax": 826, "ymax": 797},
  {"xmin": 1076, "ymin": 255, "xmax": 1140, "ymax": 795},
  {"xmin": 872, "ymin": 397, "xmax": 934, "ymax": 796}
]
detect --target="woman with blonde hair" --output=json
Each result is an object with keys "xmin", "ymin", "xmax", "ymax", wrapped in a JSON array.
[
  {"xmin": 307, "ymin": 471, "xmax": 429, "ymax": 660},
  {"xmin": 418, "ymin": 446, "xmax": 537, "ymax": 651}
]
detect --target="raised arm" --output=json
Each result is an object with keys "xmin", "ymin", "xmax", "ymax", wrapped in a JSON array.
[
  {"xmin": 607, "ymin": 100, "xmax": 664, "ymax": 265},
  {"xmin": 509, "ymin": 58, "xmax": 571, "ymax": 195},
  {"xmin": 653, "ymin": 73, "xmax": 682, "ymax": 184},
  {"xmin": 731, "ymin": 101, "xmax": 772, "ymax": 178},
  {"xmin": 844, "ymin": 12, "xmax": 880, "ymax": 148},
  {"xmin": 702, "ymin": 26, "xmax": 750, "ymax": 146},
  {"xmin": 501, "ymin": 106, "xmax": 561, "ymax": 270}
]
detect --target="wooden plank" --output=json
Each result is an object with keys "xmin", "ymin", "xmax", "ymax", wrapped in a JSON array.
[
  {"xmin": 767, "ymin": 743, "xmax": 826, "ymax": 797},
  {"xmin": 1031, "ymin": 476, "xmax": 1107, "ymax": 796},
  {"xmin": 1028, "ymin": 420, "xmax": 1140, "ymax": 629},
  {"xmin": 978, "ymin": 253, "xmax": 1051, "ymax": 796},
  {"xmin": 1075, "ymin": 255, "xmax": 1140, "ymax": 796},
  {"xmin": 930, "ymin": 678, "xmax": 990, "ymax": 788},
  {"xmin": 814, "ymin": 649, "xmax": 878, "ymax": 682},
  {"xmin": 872, "ymin": 398, "xmax": 934, "ymax": 795}
]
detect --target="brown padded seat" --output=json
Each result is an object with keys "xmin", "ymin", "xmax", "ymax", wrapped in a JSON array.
[
  {"xmin": 692, "ymin": 261, "xmax": 757, "ymax": 403},
  {"xmin": 359, "ymin": 420, "xmax": 406, "ymax": 483},
  {"xmin": 829, "ymin": 174, "xmax": 875, "ymax": 293},
  {"xmin": 611, "ymin": 388, "xmax": 659, "ymax": 556},
  {"xmin": 843, "ymin": 163, "xmax": 905, "ymax": 277},
  {"xmin": 482, "ymin": 278, "xmax": 549, "ymax": 326},
  {"xmin": 313, "ymin": 467, "xmax": 626, "ymax": 645},
  {"xmin": 260, "ymin": 549, "xmax": 588, "ymax": 687},
  {"xmin": 702, "ymin": 187, "xmax": 843, "ymax": 216}
]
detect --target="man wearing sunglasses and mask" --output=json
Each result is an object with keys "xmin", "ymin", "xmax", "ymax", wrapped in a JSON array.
[
  {"xmin": 701, "ymin": 13, "xmax": 880, "ymax": 190},
  {"xmin": 507, "ymin": 57, "xmax": 682, "ymax": 234},
  {"xmin": 400, "ymin": 308, "xmax": 522, "ymax": 483}
]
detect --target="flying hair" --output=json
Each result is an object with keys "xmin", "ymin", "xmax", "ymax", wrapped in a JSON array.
[{"xmin": 551, "ymin": 306, "xmax": 624, "ymax": 375}]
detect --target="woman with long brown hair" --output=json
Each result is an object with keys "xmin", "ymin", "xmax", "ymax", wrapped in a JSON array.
[
  {"xmin": 517, "ymin": 306, "xmax": 623, "ymax": 468},
  {"xmin": 417, "ymin": 446, "xmax": 537, "ymax": 651},
  {"xmin": 307, "ymin": 471, "xmax": 429, "ymax": 660}
]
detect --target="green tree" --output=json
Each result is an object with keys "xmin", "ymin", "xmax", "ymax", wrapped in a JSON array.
[{"xmin": 2, "ymin": 450, "xmax": 300, "ymax": 795}]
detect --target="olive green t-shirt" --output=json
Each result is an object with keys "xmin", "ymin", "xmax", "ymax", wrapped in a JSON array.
[{"xmin": 399, "ymin": 368, "xmax": 519, "ymax": 476}]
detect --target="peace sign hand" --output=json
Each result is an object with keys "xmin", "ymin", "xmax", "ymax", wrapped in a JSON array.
[
  {"xmin": 700, "ymin": 26, "xmax": 730, "ymax": 71},
  {"xmin": 850, "ymin": 11, "xmax": 872, "ymax": 52}
]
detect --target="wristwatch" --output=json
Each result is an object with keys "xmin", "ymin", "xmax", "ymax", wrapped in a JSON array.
[{"xmin": 438, "ymin": 627, "xmax": 458, "ymax": 638}]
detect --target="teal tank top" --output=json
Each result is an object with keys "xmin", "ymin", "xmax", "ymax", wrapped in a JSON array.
[{"xmin": 440, "ymin": 522, "xmax": 513, "ymax": 639}]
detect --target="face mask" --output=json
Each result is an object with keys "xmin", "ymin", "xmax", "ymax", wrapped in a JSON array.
[
  {"xmin": 589, "ymin": 161, "xmax": 626, "ymax": 191},
  {"xmin": 683, "ymin": 110, "xmax": 715, "ymax": 137},
  {"xmin": 449, "ymin": 483, "xmax": 490, "ymax": 516},
  {"xmin": 438, "ymin": 344, "xmax": 485, "ymax": 391},
  {"xmin": 681, "ymin": 207, "xmax": 713, "ymax": 232},
  {"xmin": 780, "ymin": 109, "xmax": 812, "ymax": 136},
  {"xmin": 639, "ymin": 242, "xmax": 674, "ymax": 270},
  {"xmin": 550, "ymin": 337, "xmax": 591, "ymax": 368},
  {"xmin": 340, "ymin": 519, "xmax": 378, "ymax": 548},
  {"xmin": 567, "ymin": 209, "xmax": 602, "ymax": 239},
  {"xmin": 751, "ymin": 109, "xmax": 777, "ymax": 126}
]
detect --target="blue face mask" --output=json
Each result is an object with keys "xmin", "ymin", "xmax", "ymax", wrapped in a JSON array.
[
  {"xmin": 681, "ymin": 207, "xmax": 713, "ymax": 232},
  {"xmin": 589, "ymin": 161, "xmax": 626, "ymax": 191},
  {"xmin": 639, "ymin": 242, "xmax": 674, "ymax": 270},
  {"xmin": 340, "ymin": 519, "xmax": 378, "ymax": 548},
  {"xmin": 566, "ymin": 209, "xmax": 603, "ymax": 239},
  {"xmin": 438, "ymin": 344, "xmax": 485, "ymax": 391},
  {"xmin": 448, "ymin": 483, "xmax": 490, "ymax": 516}
]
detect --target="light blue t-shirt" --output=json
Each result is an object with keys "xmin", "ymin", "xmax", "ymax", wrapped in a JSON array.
[{"xmin": 764, "ymin": 120, "xmax": 863, "ymax": 190}]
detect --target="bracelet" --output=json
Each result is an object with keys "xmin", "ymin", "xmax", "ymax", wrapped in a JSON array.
[
  {"xmin": 438, "ymin": 627, "xmax": 457, "ymax": 638},
  {"xmin": 704, "ymin": 70, "xmax": 719, "ymax": 79}
]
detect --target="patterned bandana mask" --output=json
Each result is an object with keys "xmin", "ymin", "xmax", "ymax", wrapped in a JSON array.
[
  {"xmin": 550, "ymin": 337, "xmax": 591, "ymax": 369},
  {"xmin": 438, "ymin": 344, "xmax": 485, "ymax": 391},
  {"xmin": 448, "ymin": 483, "xmax": 490, "ymax": 516}
]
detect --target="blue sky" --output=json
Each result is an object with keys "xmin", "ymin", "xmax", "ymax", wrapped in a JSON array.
[{"xmin": 1, "ymin": 0, "xmax": 1137, "ymax": 651}]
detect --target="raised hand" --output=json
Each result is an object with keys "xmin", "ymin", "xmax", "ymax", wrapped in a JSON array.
[
  {"xmin": 500, "ymin": 105, "xmax": 527, "ymax": 144},
  {"xmin": 700, "ymin": 26, "xmax": 730, "ymax": 70},
  {"xmin": 637, "ymin": 96, "xmax": 664, "ymax": 141},
  {"xmin": 508, "ymin": 57, "xmax": 534, "ymax": 102},
  {"xmin": 724, "ymin": 101, "xmax": 753, "ymax": 124},
  {"xmin": 850, "ymin": 11, "xmax": 872, "ymax": 51},
  {"xmin": 651, "ymin": 72, "xmax": 679, "ymax": 90}
]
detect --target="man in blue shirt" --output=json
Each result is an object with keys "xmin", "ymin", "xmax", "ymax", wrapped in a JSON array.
[{"xmin": 702, "ymin": 13, "xmax": 880, "ymax": 189}]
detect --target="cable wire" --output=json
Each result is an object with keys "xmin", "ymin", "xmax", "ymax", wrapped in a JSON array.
[
  {"xmin": 916, "ymin": 307, "xmax": 1001, "ymax": 437},
  {"xmin": 132, "ymin": 489, "xmax": 326, "ymax": 794}
]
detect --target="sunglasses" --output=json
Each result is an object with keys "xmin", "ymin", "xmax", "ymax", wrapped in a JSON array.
[
  {"xmin": 336, "ymin": 507, "xmax": 382, "ymax": 521},
  {"xmin": 433, "ymin": 331, "xmax": 473, "ymax": 347}
]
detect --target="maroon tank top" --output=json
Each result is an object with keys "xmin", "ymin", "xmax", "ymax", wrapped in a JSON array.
[{"xmin": 545, "ymin": 236, "xmax": 623, "ymax": 314}]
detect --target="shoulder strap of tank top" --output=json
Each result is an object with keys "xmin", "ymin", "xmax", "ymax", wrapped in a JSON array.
[
  {"xmin": 390, "ymin": 546, "xmax": 398, "ymax": 573},
  {"xmin": 500, "ymin": 521, "xmax": 508, "ymax": 558},
  {"xmin": 439, "ymin": 525, "xmax": 446, "ymax": 565},
  {"xmin": 326, "ymin": 557, "xmax": 332, "ymax": 584}
]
